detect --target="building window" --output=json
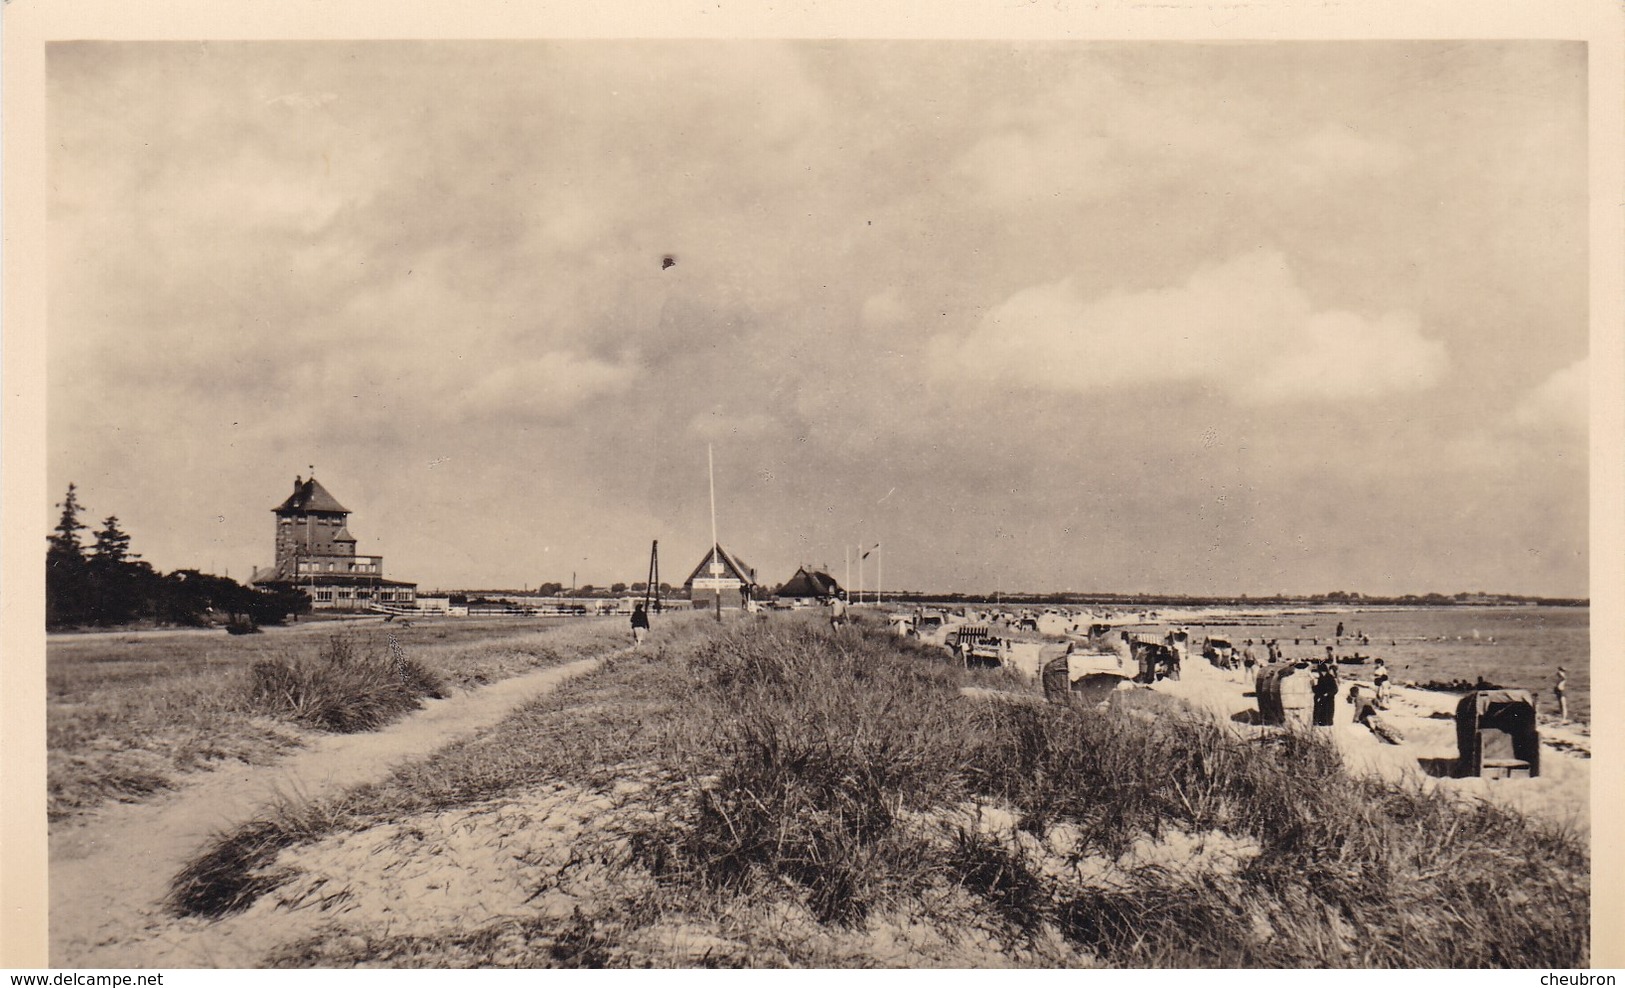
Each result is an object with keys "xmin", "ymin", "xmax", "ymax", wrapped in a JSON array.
[{"xmin": 315, "ymin": 590, "xmax": 334, "ymax": 602}]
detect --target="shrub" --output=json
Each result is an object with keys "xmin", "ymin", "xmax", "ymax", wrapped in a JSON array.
[
  {"xmin": 619, "ymin": 618, "xmax": 1589, "ymax": 966},
  {"xmin": 167, "ymin": 794, "xmax": 360, "ymax": 918},
  {"xmin": 245, "ymin": 633, "xmax": 446, "ymax": 733},
  {"xmin": 172, "ymin": 614, "xmax": 1587, "ymax": 966}
]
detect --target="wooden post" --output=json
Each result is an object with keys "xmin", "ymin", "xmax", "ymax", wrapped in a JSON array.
[
  {"xmin": 646, "ymin": 540, "xmax": 660, "ymax": 614},
  {"xmin": 857, "ymin": 543, "xmax": 864, "ymax": 605}
]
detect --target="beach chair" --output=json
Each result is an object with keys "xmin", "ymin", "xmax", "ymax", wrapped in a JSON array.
[
  {"xmin": 1255, "ymin": 664, "xmax": 1314, "ymax": 727},
  {"xmin": 1043, "ymin": 654, "xmax": 1129, "ymax": 706},
  {"xmin": 1454, "ymin": 690, "xmax": 1540, "ymax": 779},
  {"xmin": 949, "ymin": 625, "xmax": 991, "ymax": 650}
]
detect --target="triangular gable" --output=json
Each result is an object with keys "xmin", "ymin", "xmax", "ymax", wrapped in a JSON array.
[
  {"xmin": 683, "ymin": 544, "xmax": 754, "ymax": 587},
  {"xmin": 275, "ymin": 476, "xmax": 350, "ymax": 514}
]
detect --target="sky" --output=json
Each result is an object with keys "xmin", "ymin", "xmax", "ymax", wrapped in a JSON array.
[{"xmin": 45, "ymin": 40, "xmax": 1590, "ymax": 597}]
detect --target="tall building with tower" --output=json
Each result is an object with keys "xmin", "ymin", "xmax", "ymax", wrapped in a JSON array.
[{"xmin": 251, "ymin": 474, "xmax": 417, "ymax": 610}]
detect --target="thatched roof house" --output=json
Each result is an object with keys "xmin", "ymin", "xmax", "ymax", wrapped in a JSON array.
[{"xmin": 776, "ymin": 566, "xmax": 842, "ymax": 599}]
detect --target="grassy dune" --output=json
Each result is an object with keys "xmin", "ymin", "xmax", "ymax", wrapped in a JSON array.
[
  {"xmin": 171, "ymin": 612, "xmax": 1587, "ymax": 968},
  {"xmin": 47, "ymin": 617, "xmax": 631, "ymax": 821}
]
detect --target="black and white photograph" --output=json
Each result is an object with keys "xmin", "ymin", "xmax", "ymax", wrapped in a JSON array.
[{"xmin": 6, "ymin": 0, "xmax": 1621, "ymax": 972}]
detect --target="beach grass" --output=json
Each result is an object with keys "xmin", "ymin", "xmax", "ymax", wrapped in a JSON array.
[
  {"xmin": 47, "ymin": 616, "xmax": 631, "ymax": 821},
  {"xmin": 167, "ymin": 611, "xmax": 1587, "ymax": 966}
]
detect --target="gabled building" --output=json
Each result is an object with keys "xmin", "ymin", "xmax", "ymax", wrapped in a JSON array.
[
  {"xmin": 776, "ymin": 566, "xmax": 843, "ymax": 600},
  {"xmin": 251, "ymin": 474, "xmax": 417, "ymax": 611},
  {"xmin": 683, "ymin": 543, "xmax": 757, "ymax": 609}
]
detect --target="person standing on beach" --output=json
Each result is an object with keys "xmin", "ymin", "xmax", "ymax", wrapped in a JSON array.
[
  {"xmin": 1312, "ymin": 665, "xmax": 1340, "ymax": 726},
  {"xmin": 630, "ymin": 602, "xmax": 650, "ymax": 646},
  {"xmin": 1554, "ymin": 666, "xmax": 1568, "ymax": 721},
  {"xmin": 1372, "ymin": 658, "xmax": 1391, "ymax": 707},
  {"xmin": 1242, "ymin": 643, "xmax": 1258, "ymax": 684}
]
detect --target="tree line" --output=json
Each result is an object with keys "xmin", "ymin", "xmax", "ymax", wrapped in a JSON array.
[{"xmin": 46, "ymin": 483, "xmax": 309, "ymax": 630}]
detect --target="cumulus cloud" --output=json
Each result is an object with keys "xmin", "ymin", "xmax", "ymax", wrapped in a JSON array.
[
  {"xmin": 860, "ymin": 289, "xmax": 911, "ymax": 329},
  {"xmin": 1285, "ymin": 124, "xmax": 1408, "ymax": 183},
  {"xmin": 1511, "ymin": 358, "xmax": 1587, "ymax": 433},
  {"xmin": 930, "ymin": 249, "xmax": 1447, "ymax": 404},
  {"xmin": 952, "ymin": 75, "xmax": 1409, "ymax": 208},
  {"xmin": 42, "ymin": 42, "xmax": 1586, "ymax": 596},
  {"xmin": 264, "ymin": 91, "xmax": 337, "ymax": 111},
  {"xmin": 461, "ymin": 352, "xmax": 639, "ymax": 419},
  {"xmin": 952, "ymin": 128, "xmax": 1114, "ymax": 206},
  {"xmin": 687, "ymin": 409, "xmax": 781, "ymax": 441}
]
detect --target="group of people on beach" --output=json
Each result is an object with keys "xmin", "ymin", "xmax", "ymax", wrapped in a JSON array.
[
  {"xmin": 1215, "ymin": 638, "xmax": 1390, "ymax": 706},
  {"xmin": 626, "ymin": 603, "xmax": 1575, "ymax": 730},
  {"xmin": 1208, "ymin": 635, "xmax": 1395, "ymax": 732}
]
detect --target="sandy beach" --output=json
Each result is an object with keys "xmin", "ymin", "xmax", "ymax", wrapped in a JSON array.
[{"xmin": 1140, "ymin": 645, "xmax": 1590, "ymax": 835}]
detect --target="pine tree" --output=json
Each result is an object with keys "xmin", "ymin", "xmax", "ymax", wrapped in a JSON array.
[
  {"xmin": 86, "ymin": 515, "xmax": 147, "ymax": 625},
  {"xmin": 47, "ymin": 484, "xmax": 87, "ymax": 566},
  {"xmin": 89, "ymin": 515, "xmax": 136, "ymax": 569},
  {"xmin": 46, "ymin": 484, "xmax": 90, "ymax": 627}
]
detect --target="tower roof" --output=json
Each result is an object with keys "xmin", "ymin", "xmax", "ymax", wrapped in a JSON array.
[{"xmin": 274, "ymin": 475, "xmax": 350, "ymax": 514}]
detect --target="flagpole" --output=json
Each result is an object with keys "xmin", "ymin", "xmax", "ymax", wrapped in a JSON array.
[
  {"xmin": 844, "ymin": 545, "xmax": 850, "ymax": 598},
  {"xmin": 708, "ymin": 444, "xmax": 720, "ymax": 623},
  {"xmin": 858, "ymin": 543, "xmax": 864, "ymax": 606},
  {"xmin": 877, "ymin": 544, "xmax": 882, "ymax": 607}
]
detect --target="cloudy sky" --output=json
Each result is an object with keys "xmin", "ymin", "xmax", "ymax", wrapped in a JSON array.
[{"xmin": 46, "ymin": 40, "xmax": 1589, "ymax": 597}]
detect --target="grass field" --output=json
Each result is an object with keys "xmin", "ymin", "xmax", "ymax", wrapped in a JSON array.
[
  {"xmin": 47, "ymin": 616, "xmax": 631, "ymax": 822},
  {"xmin": 168, "ymin": 610, "xmax": 1587, "ymax": 968}
]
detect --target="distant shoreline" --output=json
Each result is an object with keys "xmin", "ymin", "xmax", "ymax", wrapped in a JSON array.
[{"xmin": 860, "ymin": 595, "xmax": 1587, "ymax": 609}]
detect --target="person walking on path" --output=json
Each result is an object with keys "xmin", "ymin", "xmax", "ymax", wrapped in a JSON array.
[
  {"xmin": 828, "ymin": 591, "xmax": 848, "ymax": 633},
  {"xmin": 631, "ymin": 602, "xmax": 650, "ymax": 646}
]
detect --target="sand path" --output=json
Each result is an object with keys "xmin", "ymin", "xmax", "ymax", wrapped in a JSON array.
[
  {"xmin": 48, "ymin": 618, "xmax": 384, "ymax": 647},
  {"xmin": 50, "ymin": 654, "xmax": 610, "ymax": 967}
]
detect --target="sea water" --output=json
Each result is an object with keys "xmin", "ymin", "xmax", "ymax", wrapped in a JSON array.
[{"xmin": 1171, "ymin": 607, "xmax": 1589, "ymax": 722}]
